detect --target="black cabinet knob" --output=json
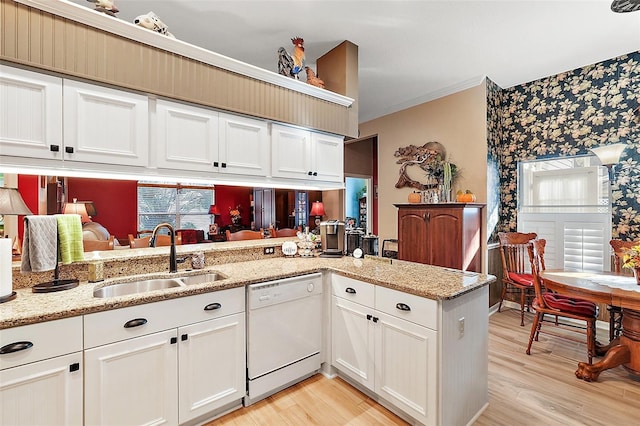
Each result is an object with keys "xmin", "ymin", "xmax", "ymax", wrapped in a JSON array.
[
  {"xmin": 65, "ymin": 146, "xmax": 74, "ymax": 154},
  {"xmin": 50, "ymin": 145, "xmax": 60, "ymax": 152}
]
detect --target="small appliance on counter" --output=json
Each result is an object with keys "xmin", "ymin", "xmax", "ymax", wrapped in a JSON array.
[
  {"xmin": 362, "ymin": 234, "xmax": 379, "ymax": 256},
  {"xmin": 319, "ymin": 220, "xmax": 345, "ymax": 257},
  {"xmin": 346, "ymin": 229, "xmax": 364, "ymax": 256}
]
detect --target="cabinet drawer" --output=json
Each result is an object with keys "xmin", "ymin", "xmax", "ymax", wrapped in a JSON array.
[
  {"xmin": 375, "ymin": 286, "xmax": 438, "ymax": 330},
  {"xmin": 176, "ymin": 287, "xmax": 245, "ymax": 325},
  {"xmin": 0, "ymin": 317, "xmax": 83, "ymax": 370},
  {"xmin": 84, "ymin": 298, "xmax": 185, "ymax": 349},
  {"xmin": 332, "ymin": 274, "xmax": 374, "ymax": 306}
]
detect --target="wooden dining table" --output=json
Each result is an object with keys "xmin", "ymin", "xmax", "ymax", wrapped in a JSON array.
[{"xmin": 540, "ymin": 270, "xmax": 640, "ymax": 382}]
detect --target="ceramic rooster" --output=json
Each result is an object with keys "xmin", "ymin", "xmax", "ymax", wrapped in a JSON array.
[
  {"xmin": 304, "ymin": 67, "xmax": 325, "ymax": 89},
  {"xmin": 86, "ymin": 0, "xmax": 119, "ymax": 17},
  {"xmin": 277, "ymin": 37, "xmax": 305, "ymax": 79}
]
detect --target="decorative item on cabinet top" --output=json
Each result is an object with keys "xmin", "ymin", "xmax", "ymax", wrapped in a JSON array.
[{"xmin": 394, "ymin": 141, "xmax": 458, "ymax": 195}]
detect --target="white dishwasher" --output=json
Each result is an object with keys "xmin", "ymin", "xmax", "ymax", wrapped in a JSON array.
[{"xmin": 245, "ymin": 273, "xmax": 323, "ymax": 405}]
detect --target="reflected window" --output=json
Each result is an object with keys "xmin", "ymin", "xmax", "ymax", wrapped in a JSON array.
[{"xmin": 138, "ymin": 182, "xmax": 213, "ymax": 232}]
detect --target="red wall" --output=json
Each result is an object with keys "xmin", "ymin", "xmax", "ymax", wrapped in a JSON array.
[
  {"xmin": 214, "ymin": 185, "xmax": 252, "ymax": 227},
  {"xmin": 16, "ymin": 175, "xmax": 39, "ymax": 240},
  {"xmin": 67, "ymin": 178, "xmax": 138, "ymax": 243}
]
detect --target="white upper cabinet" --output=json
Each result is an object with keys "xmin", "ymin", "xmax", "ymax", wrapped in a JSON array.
[
  {"xmin": 155, "ymin": 99, "xmax": 218, "ymax": 172},
  {"xmin": 63, "ymin": 79, "xmax": 149, "ymax": 166},
  {"xmin": 312, "ymin": 132, "xmax": 344, "ymax": 182},
  {"xmin": 218, "ymin": 112, "xmax": 269, "ymax": 177},
  {"xmin": 271, "ymin": 123, "xmax": 343, "ymax": 183},
  {"xmin": 0, "ymin": 65, "xmax": 63, "ymax": 159}
]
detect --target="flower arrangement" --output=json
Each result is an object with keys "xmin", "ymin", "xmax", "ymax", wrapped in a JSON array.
[
  {"xmin": 229, "ymin": 205, "xmax": 242, "ymax": 224},
  {"xmin": 622, "ymin": 244, "xmax": 640, "ymax": 269}
]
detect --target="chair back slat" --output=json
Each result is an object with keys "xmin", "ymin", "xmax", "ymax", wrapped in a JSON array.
[
  {"xmin": 527, "ymin": 239, "xmax": 547, "ymax": 308},
  {"xmin": 610, "ymin": 239, "xmax": 638, "ymax": 273}
]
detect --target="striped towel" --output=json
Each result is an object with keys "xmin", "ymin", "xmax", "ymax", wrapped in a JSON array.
[
  {"xmin": 55, "ymin": 214, "xmax": 84, "ymax": 264},
  {"xmin": 21, "ymin": 215, "xmax": 58, "ymax": 273}
]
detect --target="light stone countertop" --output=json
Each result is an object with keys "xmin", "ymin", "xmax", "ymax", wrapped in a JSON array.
[{"xmin": 1, "ymin": 241, "xmax": 495, "ymax": 329}]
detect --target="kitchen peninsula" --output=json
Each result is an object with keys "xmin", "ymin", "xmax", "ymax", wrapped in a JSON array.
[{"xmin": 1, "ymin": 239, "xmax": 494, "ymax": 426}]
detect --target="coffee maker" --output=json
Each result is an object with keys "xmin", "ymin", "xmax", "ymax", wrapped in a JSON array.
[{"xmin": 319, "ymin": 220, "xmax": 345, "ymax": 257}]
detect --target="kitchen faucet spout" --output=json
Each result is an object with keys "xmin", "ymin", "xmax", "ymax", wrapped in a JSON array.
[{"xmin": 151, "ymin": 222, "xmax": 177, "ymax": 273}]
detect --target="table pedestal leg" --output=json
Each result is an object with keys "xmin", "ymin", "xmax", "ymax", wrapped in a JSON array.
[
  {"xmin": 575, "ymin": 308, "xmax": 640, "ymax": 381},
  {"xmin": 576, "ymin": 344, "xmax": 630, "ymax": 381}
]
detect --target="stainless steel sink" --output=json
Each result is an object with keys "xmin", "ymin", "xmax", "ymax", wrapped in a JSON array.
[
  {"xmin": 93, "ymin": 278, "xmax": 185, "ymax": 298},
  {"xmin": 179, "ymin": 272, "xmax": 227, "ymax": 286}
]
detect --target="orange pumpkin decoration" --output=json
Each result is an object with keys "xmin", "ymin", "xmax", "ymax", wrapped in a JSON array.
[
  {"xmin": 408, "ymin": 191, "xmax": 421, "ymax": 203},
  {"xmin": 456, "ymin": 191, "xmax": 477, "ymax": 203}
]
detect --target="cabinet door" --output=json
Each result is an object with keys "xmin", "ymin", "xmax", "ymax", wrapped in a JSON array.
[
  {"xmin": 219, "ymin": 113, "xmax": 269, "ymax": 176},
  {"xmin": 331, "ymin": 296, "xmax": 375, "ymax": 391},
  {"xmin": 311, "ymin": 132, "xmax": 344, "ymax": 182},
  {"xmin": 428, "ymin": 208, "xmax": 463, "ymax": 269},
  {"xmin": 85, "ymin": 329, "xmax": 178, "ymax": 426},
  {"xmin": 375, "ymin": 311, "xmax": 437, "ymax": 426},
  {"xmin": 0, "ymin": 65, "xmax": 63, "ymax": 159},
  {"xmin": 271, "ymin": 124, "xmax": 312, "ymax": 179},
  {"xmin": 178, "ymin": 313, "xmax": 246, "ymax": 423},
  {"xmin": 156, "ymin": 99, "xmax": 217, "ymax": 171},
  {"xmin": 0, "ymin": 352, "xmax": 83, "ymax": 426},
  {"xmin": 63, "ymin": 79, "xmax": 148, "ymax": 166},
  {"xmin": 398, "ymin": 208, "xmax": 430, "ymax": 264}
]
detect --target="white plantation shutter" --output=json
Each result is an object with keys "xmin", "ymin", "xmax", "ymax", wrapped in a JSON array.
[{"xmin": 563, "ymin": 222, "xmax": 608, "ymax": 272}]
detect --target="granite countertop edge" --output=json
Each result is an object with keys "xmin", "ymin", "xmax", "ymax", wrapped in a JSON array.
[{"xmin": 1, "ymin": 256, "xmax": 495, "ymax": 329}]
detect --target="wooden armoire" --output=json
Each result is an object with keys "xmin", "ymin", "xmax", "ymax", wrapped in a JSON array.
[{"xmin": 395, "ymin": 203, "xmax": 484, "ymax": 272}]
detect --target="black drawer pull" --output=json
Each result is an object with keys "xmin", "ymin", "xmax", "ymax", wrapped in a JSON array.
[
  {"xmin": 396, "ymin": 303, "xmax": 411, "ymax": 312},
  {"xmin": 69, "ymin": 363, "xmax": 80, "ymax": 372},
  {"xmin": 308, "ymin": 171, "xmax": 313, "ymax": 175},
  {"xmin": 124, "ymin": 318, "xmax": 147, "ymax": 328},
  {"xmin": 312, "ymin": 172, "xmax": 318, "ymax": 176},
  {"xmin": 221, "ymin": 163, "xmax": 227, "ymax": 168},
  {"xmin": 372, "ymin": 317, "xmax": 379, "ymax": 323},
  {"xmin": 366, "ymin": 314, "xmax": 372, "ymax": 321},
  {"xmin": 170, "ymin": 337, "xmax": 177, "ymax": 344},
  {"xmin": 204, "ymin": 302, "xmax": 222, "ymax": 311},
  {"xmin": 65, "ymin": 146, "xmax": 74, "ymax": 154},
  {"xmin": 181, "ymin": 334, "xmax": 188, "ymax": 341},
  {"xmin": 0, "ymin": 341, "xmax": 33, "ymax": 354},
  {"xmin": 345, "ymin": 287, "xmax": 356, "ymax": 294},
  {"xmin": 50, "ymin": 144, "xmax": 60, "ymax": 152},
  {"xmin": 213, "ymin": 161, "xmax": 219, "ymax": 167}
]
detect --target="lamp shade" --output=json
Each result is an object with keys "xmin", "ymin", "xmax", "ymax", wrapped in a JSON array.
[
  {"xmin": 589, "ymin": 143, "xmax": 627, "ymax": 167},
  {"xmin": 310, "ymin": 201, "xmax": 326, "ymax": 217},
  {"xmin": 0, "ymin": 187, "xmax": 33, "ymax": 215},
  {"xmin": 84, "ymin": 202, "xmax": 97, "ymax": 217},
  {"xmin": 63, "ymin": 199, "xmax": 89, "ymax": 223},
  {"xmin": 208, "ymin": 205, "xmax": 220, "ymax": 215}
]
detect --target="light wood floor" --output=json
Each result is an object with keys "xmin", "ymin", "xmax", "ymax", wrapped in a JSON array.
[{"xmin": 207, "ymin": 309, "xmax": 640, "ymax": 425}]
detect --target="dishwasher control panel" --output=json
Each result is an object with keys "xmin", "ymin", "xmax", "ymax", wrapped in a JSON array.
[{"xmin": 248, "ymin": 273, "xmax": 322, "ymax": 309}]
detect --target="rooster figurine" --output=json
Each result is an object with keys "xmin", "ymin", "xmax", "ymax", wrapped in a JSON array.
[
  {"xmin": 86, "ymin": 0, "xmax": 119, "ymax": 17},
  {"xmin": 304, "ymin": 67, "xmax": 325, "ymax": 89},
  {"xmin": 277, "ymin": 37, "xmax": 305, "ymax": 79}
]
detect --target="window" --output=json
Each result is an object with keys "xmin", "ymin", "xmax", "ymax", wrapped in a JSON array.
[
  {"xmin": 517, "ymin": 157, "xmax": 611, "ymax": 272},
  {"xmin": 137, "ymin": 182, "xmax": 214, "ymax": 233}
]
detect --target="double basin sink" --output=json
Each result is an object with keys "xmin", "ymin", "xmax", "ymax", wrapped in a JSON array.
[{"xmin": 93, "ymin": 272, "xmax": 226, "ymax": 298}]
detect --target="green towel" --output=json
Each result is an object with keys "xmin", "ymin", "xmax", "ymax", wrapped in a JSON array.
[{"xmin": 55, "ymin": 214, "xmax": 84, "ymax": 264}]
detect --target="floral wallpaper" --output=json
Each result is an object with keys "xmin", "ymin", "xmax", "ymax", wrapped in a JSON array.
[{"xmin": 487, "ymin": 52, "xmax": 640, "ymax": 243}]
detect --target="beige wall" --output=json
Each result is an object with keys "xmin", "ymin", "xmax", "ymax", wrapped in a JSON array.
[{"xmin": 358, "ymin": 82, "xmax": 488, "ymax": 246}]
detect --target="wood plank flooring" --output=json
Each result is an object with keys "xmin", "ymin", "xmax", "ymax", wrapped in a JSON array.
[{"xmin": 207, "ymin": 309, "xmax": 640, "ymax": 426}]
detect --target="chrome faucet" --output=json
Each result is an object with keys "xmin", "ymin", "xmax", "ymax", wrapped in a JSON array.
[{"xmin": 151, "ymin": 222, "xmax": 178, "ymax": 273}]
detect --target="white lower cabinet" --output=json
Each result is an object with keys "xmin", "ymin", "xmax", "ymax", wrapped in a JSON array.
[
  {"xmin": 83, "ymin": 287, "xmax": 246, "ymax": 425},
  {"xmin": 331, "ymin": 275, "xmax": 437, "ymax": 425},
  {"xmin": 178, "ymin": 312, "xmax": 245, "ymax": 424},
  {"xmin": 0, "ymin": 317, "xmax": 83, "ymax": 426},
  {"xmin": 84, "ymin": 328, "xmax": 179, "ymax": 425}
]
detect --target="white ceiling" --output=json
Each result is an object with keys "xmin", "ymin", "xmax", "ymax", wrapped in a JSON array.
[{"xmin": 70, "ymin": 0, "xmax": 640, "ymax": 123}]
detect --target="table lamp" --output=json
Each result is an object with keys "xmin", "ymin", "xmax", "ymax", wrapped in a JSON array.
[
  {"xmin": 63, "ymin": 198, "xmax": 90, "ymax": 223},
  {"xmin": 208, "ymin": 205, "xmax": 220, "ymax": 235},
  {"xmin": 0, "ymin": 187, "xmax": 33, "ymax": 303},
  {"xmin": 310, "ymin": 201, "xmax": 326, "ymax": 228}
]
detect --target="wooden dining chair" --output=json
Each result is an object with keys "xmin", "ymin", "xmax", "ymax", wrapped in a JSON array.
[
  {"xmin": 526, "ymin": 239, "xmax": 599, "ymax": 364},
  {"xmin": 272, "ymin": 227, "xmax": 300, "ymax": 238},
  {"xmin": 497, "ymin": 232, "xmax": 538, "ymax": 326},
  {"xmin": 225, "ymin": 229, "xmax": 264, "ymax": 241},
  {"xmin": 83, "ymin": 235, "xmax": 115, "ymax": 252},
  {"xmin": 128, "ymin": 233, "xmax": 182, "ymax": 248},
  {"xmin": 609, "ymin": 239, "xmax": 637, "ymax": 340}
]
